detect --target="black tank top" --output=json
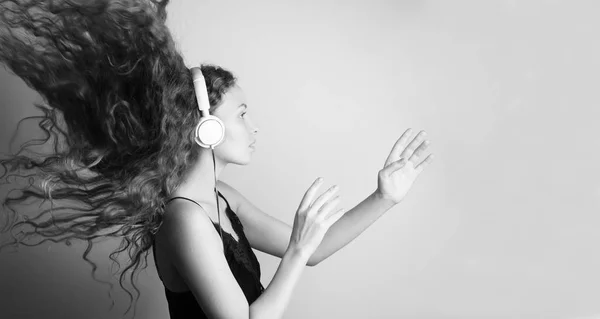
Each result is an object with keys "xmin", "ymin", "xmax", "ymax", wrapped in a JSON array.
[{"xmin": 152, "ymin": 191, "xmax": 265, "ymax": 318}]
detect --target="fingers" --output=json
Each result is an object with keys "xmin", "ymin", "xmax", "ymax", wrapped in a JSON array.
[
  {"xmin": 310, "ymin": 184, "xmax": 339, "ymax": 213},
  {"xmin": 382, "ymin": 157, "xmax": 407, "ymax": 176},
  {"xmin": 381, "ymin": 129, "xmax": 433, "ymax": 175},
  {"xmin": 415, "ymin": 153, "xmax": 434, "ymax": 174},
  {"xmin": 298, "ymin": 177, "xmax": 324, "ymax": 211},
  {"xmin": 384, "ymin": 128, "xmax": 412, "ymax": 167},
  {"xmin": 324, "ymin": 207, "xmax": 347, "ymax": 228},
  {"xmin": 399, "ymin": 130, "xmax": 427, "ymax": 161},
  {"xmin": 408, "ymin": 139, "xmax": 430, "ymax": 166},
  {"xmin": 317, "ymin": 193, "xmax": 341, "ymax": 215}
]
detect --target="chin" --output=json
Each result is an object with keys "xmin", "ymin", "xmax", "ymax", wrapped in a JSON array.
[
  {"xmin": 230, "ymin": 154, "xmax": 253, "ymax": 166},
  {"xmin": 232, "ymin": 159, "xmax": 251, "ymax": 166}
]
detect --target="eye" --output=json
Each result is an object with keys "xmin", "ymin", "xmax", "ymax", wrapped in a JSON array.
[{"xmin": 240, "ymin": 111, "xmax": 247, "ymax": 119}]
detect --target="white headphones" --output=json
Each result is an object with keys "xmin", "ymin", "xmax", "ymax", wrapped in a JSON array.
[{"xmin": 190, "ymin": 66, "xmax": 225, "ymax": 149}]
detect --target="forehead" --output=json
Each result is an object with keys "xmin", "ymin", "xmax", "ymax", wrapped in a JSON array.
[{"xmin": 213, "ymin": 85, "xmax": 246, "ymax": 116}]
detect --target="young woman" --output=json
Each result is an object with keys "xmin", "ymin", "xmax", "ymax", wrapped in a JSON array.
[{"xmin": 0, "ymin": 1, "xmax": 433, "ymax": 318}]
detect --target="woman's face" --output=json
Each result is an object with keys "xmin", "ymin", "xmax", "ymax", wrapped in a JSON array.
[{"xmin": 212, "ymin": 85, "xmax": 259, "ymax": 165}]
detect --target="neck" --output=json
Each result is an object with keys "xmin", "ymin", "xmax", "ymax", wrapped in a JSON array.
[{"xmin": 173, "ymin": 147, "xmax": 227, "ymax": 205}]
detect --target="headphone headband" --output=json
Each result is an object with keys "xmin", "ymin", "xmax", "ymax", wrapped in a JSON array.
[{"xmin": 191, "ymin": 66, "xmax": 210, "ymax": 114}]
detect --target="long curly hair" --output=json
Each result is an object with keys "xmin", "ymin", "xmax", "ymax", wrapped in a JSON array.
[{"xmin": 0, "ymin": 0, "xmax": 237, "ymax": 317}]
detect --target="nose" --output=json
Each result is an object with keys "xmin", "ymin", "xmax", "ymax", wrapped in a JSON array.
[{"xmin": 247, "ymin": 116, "xmax": 259, "ymax": 134}]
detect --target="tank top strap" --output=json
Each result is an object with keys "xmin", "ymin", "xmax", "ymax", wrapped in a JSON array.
[
  {"xmin": 217, "ymin": 191, "xmax": 245, "ymax": 232},
  {"xmin": 166, "ymin": 193, "xmax": 230, "ymax": 212},
  {"xmin": 165, "ymin": 196, "xmax": 206, "ymax": 210},
  {"xmin": 216, "ymin": 191, "xmax": 232, "ymax": 209}
]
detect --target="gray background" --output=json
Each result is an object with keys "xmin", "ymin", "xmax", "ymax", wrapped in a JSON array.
[{"xmin": 1, "ymin": 0, "xmax": 599, "ymax": 318}]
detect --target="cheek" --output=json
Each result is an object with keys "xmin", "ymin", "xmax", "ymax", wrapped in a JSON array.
[
  {"xmin": 224, "ymin": 123, "xmax": 248, "ymax": 144},
  {"xmin": 215, "ymin": 125, "xmax": 248, "ymax": 154}
]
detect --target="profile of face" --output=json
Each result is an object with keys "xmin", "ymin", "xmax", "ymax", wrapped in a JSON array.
[{"xmin": 211, "ymin": 85, "xmax": 259, "ymax": 165}]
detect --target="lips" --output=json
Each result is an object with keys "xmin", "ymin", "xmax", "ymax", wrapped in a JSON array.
[{"xmin": 249, "ymin": 141, "xmax": 256, "ymax": 147}]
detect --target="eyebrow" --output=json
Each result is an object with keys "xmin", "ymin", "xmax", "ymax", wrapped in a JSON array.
[{"xmin": 238, "ymin": 104, "xmax": 247, "ymax": 110}]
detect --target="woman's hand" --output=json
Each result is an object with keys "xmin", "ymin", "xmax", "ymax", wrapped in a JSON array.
[
  {"xmin": 287, "ymin": 178, "xmax": 346, "ymax": 259},
  {"xmin": 375, "ymin": 128, "xmax": 434, "ymax": 205}
]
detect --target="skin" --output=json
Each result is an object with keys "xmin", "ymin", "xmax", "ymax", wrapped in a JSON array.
[{"xmin": 153, "ymin": 84, "xmax": 434, "ymax": 318}]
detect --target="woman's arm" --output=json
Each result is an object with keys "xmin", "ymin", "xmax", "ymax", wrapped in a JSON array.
[
  {"xmin": 249, "ymin": 246, "xmax": 309, "ymax": 319},
  {"xmin": 162, "ymin": 200, "xmax": 312, "ymax": 319},
  {"xmin": 217, "ymin": 181, "xmax": 395, "ymax": 266},
  {"xmin": 309, "ymin": 190, "xmax": 396, "ymax": 264}
]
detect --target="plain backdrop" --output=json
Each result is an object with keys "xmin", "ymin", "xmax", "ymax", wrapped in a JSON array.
[{"xmin": 1, "ymin": 1, "xmax": 600, "ymax": 318}]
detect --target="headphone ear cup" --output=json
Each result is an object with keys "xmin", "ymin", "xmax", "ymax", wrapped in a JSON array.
[{"xmin": 194, "ymin": 115, "xmax": 225, "ymax": 148}]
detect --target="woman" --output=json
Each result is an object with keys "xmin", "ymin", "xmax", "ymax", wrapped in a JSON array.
[{"xmin": 0, "ymin": 0, "xmax": 433, "ymax": 318}]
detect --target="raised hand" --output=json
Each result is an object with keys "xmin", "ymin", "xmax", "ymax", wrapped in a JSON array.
[
  {"xmin": 375, "ymin": 128, "xmax": 434, "ymax": 205},
  {"xmin": 287, "ymin": 178, "xmax": 346, "ymax": 258}
]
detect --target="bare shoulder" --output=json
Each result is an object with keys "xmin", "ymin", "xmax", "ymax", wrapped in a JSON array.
[{"xmin": 159, "ymin": 199, "xmax": 216, "ymax": 248}]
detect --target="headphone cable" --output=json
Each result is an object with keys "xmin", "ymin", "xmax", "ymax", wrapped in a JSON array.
[{"xmin": 210, "ymin": 146, "xmax": 224, "ymax": 253}]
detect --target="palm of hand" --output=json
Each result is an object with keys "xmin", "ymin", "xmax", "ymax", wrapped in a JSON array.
[{"xmin": 376, "ymin": 128, "xmax": 434, "ymax": 204}]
